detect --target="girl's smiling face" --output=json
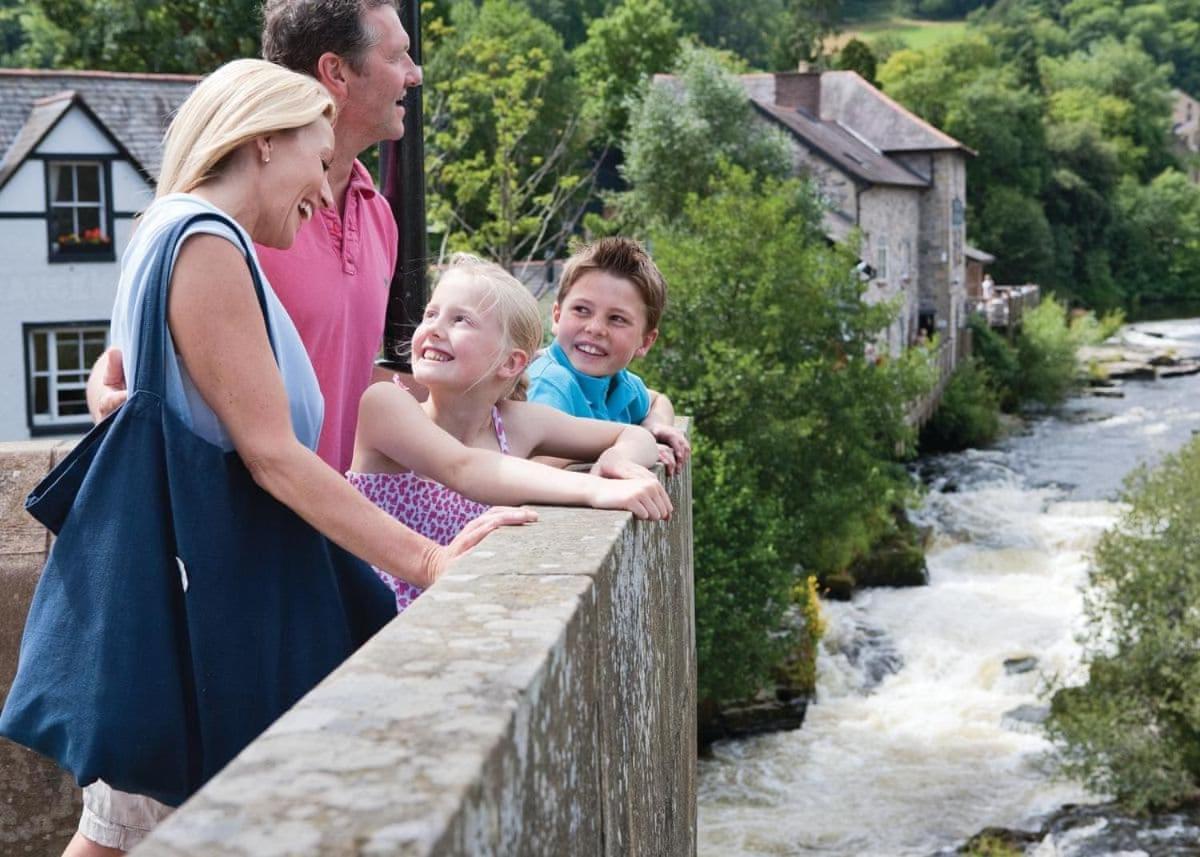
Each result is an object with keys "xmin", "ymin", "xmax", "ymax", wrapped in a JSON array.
[{"xmin": 411, "ymin": 271, "xmax": 510, "ymax": 392}]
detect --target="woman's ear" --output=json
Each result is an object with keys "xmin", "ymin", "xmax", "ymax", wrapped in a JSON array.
[{"xmin": 255, "ymin": 136, "xmax": 273, "ymax": 165}]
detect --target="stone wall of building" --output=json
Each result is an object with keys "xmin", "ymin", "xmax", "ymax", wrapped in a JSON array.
[
  {"xmin": 0, "ymin": 439, "xmax": 696, "ymax": 856},
  {"xmin": 858, "ymin": 185, "xmax": 922, "ymax": 353}
]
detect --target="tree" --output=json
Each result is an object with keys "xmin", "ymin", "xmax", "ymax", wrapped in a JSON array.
[
  {"xmin": 2, "ymin": 0, "xmax": 259, "ymax": 72},
  {"xmin": 836, "ymin": 38, "xmax": 877, "ymax": 85},
  {"xmin": 618, "ymin": 45, "xmax": 792, "ymax": 226},
  {"xmin": 636, "ymin": 165, "xmax": 927, "ymax": 700},
  {"xmin": 424, "ymin": 0, "xmax": 591, "ymax": 269},
  {"xmin": 572, "ymin": 0, "xmax": 682, "ymax": 145}
]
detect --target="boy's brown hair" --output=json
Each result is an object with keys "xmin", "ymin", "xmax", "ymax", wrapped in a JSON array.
[{"xmin": 556, "ymin": 237, "xmax": 667, "ymax": 331}]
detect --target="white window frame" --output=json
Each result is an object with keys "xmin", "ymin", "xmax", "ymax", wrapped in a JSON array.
[
  {"xmin": 26, "ymin": 323, "xmax": 110, "ymax": 431},
  {"xmin": 46, "ymin": 160, "xmax": 112, "ymax": 261}
]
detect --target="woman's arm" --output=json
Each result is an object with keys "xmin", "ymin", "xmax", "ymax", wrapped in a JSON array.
[
  {"xmin": 168, "ymin": 236, "xmax": 534, "ymax": 589},
  {"xmin": 355, "ymin": 383, "xmax": 672, "ymax": 519}
]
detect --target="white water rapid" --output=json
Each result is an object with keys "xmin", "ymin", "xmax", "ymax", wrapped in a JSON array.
[{"xmin": 697, "ymin": 319, "xmax": 1200, "ymax": 857}]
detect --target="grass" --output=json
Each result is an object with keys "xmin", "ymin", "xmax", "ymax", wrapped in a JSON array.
[{"xmin": 826, "ymin": 0, "xmax": 970, "ymax": 53}]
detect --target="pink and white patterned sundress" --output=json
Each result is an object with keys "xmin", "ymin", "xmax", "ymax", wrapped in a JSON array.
[{"xmin": 345, "ymin": 390, "xmax": 511, "ymax": 613}]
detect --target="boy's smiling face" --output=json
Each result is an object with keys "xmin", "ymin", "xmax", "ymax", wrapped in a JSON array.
[{"xmin": 552, "ymin": 271, "xmax": 658, "ymax": 378}]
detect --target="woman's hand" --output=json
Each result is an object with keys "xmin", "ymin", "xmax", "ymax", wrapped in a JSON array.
[
  {"xmin": 419, "ymin": 506, "xmax": 539, "ymax": 587},
  {"xmin": 588, "ymin": 477, "xmax": 673, "ymax": 521}
]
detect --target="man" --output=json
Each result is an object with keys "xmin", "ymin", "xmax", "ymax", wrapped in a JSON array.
[{"xmin": 88, "ymin": 0, "xmax": 421, "ymax": 474}]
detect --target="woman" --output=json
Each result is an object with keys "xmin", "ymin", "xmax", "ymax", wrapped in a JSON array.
[{"xmin": 62, "ymin": 59, "xmax": 534, "ymax": 856}]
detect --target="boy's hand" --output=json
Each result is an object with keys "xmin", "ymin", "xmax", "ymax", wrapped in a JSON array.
[{"xmin": 648, "ymin": 423, "xmax": 691, "ymax": 474}]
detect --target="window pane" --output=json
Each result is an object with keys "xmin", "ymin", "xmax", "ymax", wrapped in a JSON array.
[
  {"xmin": 52, "ymin": 164, "xmax": 75, "ymax": 202},
  {"xmin": 50, "ymin": 209, "xmax": 77, "ymax": 247},
  {"xmin": 77, "ymin": 165, "xmax": 100, "ymax": 202},
  {"xmin": 34, "ymin": 377, "xmax": 49, "ymax": 415},
  {"xmin": 32, "ymin": 331, "xmax": 48, "ymax": 371},
  {"xmin": 57, "ymin": 386, "xmax": 88, "ymax": 417},
  {"xmin": 77, "ymin": 207, "xmax": 102, "ymax": 235},
  {"xmin": 57, "ymin": 333, "xmax": 81, "ymax": 371},
  {"xmin": 83, "ymin": 331, "xmax": 107, "ymax": 365}
]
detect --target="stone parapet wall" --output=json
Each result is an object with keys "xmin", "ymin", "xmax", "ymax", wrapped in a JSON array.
[{"xmin": 0, "ymin": 439, "xmax": 696, "ymax": 856}]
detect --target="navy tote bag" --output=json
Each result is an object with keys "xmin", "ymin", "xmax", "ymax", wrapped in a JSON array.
[{"xmin": 0, "ymin": 212, "xmax": 396, "ymax": 807}]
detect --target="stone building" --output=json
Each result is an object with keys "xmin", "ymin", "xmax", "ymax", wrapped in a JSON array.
[
  {"xmin": 1173, "ymin": 89, "xmax": 1200, "ymax": 184},
  {"xmin": 736, "ymin": 71, "xmax": 974, "ymax": 358}
]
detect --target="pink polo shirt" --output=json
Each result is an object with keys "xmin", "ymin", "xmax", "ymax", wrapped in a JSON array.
[{"xmin": 256, "ymin": 160, "xmax": 398, "ymax": 473}]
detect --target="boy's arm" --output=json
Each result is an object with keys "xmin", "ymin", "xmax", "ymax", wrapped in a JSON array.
[{"xmin": 641, "ymin": 389, "xmax": 692, "ymax": 474}]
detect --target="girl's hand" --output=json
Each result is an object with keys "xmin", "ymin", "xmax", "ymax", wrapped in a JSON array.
[
  {"xmin": 590, "ymin": 452, "xmax": 657, "ymax": 482},
  {"xmin": 421, "ymin": 506, "xmax": 539, "ymax": 586},
  {"xmin": 589, "ymin": 477, "xmax": 673, "ymax": 521}
]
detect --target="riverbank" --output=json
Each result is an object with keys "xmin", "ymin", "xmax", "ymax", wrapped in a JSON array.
[{"xmin": 699, "ymin": 319, "xmax": 1200, "ymax": 856}]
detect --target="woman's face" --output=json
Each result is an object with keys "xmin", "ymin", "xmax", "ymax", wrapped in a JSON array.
[{"xmin": 259, "ymin": 116, "xmax": 335, "ymax": 249}]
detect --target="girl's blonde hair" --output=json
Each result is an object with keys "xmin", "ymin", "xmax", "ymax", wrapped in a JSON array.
[
  {"xmin": 157, "ymin": 58, "xmax": 335, "ymax": 197},
  {"xmin": 440, "ymin": 253, "xmax": 543, "ymax": 401}
]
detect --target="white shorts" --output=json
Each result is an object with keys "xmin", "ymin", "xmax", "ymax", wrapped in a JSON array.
[{"xmin": 79, "ymin": 780, "xmax": 174, "ymax": 851}]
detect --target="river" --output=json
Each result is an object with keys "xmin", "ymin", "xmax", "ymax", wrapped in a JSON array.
[{"xmin": 697, "ymin": 319, "xmax": 1200, "ymax": 857}]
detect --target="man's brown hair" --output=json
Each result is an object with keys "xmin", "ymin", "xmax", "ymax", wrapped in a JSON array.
[
  {"xmin": 556, "ymin": 237, "xmax": 668, "ymax": 331},
  {"xmin": 261, "ymin": 0, "xmax": 399, "ymax": 76}
]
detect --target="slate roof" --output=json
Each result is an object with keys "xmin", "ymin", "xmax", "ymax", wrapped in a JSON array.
[
  {"xmin": 819, "ymin": 71, "xmax": 974, "ymax": 155},
  {"xmin": 752, "ymin": 100, "xmax": 929, "ymax": 189},
  {"xmin": 0, "ymin": 68, "xmax": 198, "ymax": 186}
]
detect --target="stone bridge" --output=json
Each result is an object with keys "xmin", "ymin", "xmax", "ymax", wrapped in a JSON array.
[{"xmin": 0, "ymin": 438, "xmax": 696, "ymax": 855}]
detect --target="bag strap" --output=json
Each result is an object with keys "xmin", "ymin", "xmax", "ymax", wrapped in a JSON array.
[{"xmin": 134, "ymin": 211, "xmax": 275, "ymax": 398}]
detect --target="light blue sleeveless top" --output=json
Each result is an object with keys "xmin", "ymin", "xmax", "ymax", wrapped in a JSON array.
[{"xmin": 109, "ymin": 194, "xmax": 324, "ymax": 451}]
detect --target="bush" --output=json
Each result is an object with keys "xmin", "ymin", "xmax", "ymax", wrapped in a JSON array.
[
  {"xmin": 968, "ymin": 314, "xmax": 1021, "ymax": 411},
  {"xmin": 1046, "ymin": 437, "xmax": 1200, "ymax": 812},
  {"xmin": 920, "ymin": 356, "xmax": 1002, "ymax": 451},
  {"xmin": 1014, "ymin": 295, "xmax": 1079, "ymax": 406}
]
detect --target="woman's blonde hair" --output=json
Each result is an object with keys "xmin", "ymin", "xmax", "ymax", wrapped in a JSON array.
[
  {"xmin": 157, "ymin": 58, "xmax": 335, "ymax": 197},
  {"xmin": 439, "ymin": 254, "xmax": 544, "ymax": 401}
]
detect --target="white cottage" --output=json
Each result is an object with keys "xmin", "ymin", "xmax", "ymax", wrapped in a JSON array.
[{"xmin": 0, "ymin": 69, "xmax": 195, "ymax": 440}]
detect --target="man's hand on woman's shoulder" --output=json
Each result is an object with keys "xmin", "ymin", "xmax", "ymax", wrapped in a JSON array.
[{"xmin": 86, "ymin": 346, "xmax": 129, "ymax": 422}]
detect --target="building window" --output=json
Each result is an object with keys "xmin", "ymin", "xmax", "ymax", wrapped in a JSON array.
[
  {"xmin": 47, "ymin": 161, "xmax": 113, "ymax": 262},
  {"xmin": 26, "ymin": 323, "xmax": 109, "ymax": 432},
  {"xmin": 876, "ymin": 243, "xmax": 888, "ymax": 279}
]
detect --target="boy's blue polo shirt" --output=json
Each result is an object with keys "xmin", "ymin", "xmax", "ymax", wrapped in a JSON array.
[{"xmin": 526, "ymin": 341, "xmax": 651, "ymax": 424}]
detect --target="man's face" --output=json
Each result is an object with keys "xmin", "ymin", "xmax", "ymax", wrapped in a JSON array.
[{"xmin": 340, "ymin": 4, "xmax": 423, "ymax": 147}]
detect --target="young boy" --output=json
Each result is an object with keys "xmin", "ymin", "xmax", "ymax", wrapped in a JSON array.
[{"xmin": 527, "ymin": 237, "xmax": 691, "ymax": 473}]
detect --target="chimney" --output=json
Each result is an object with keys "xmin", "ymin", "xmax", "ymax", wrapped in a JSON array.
[{"xmin": 773, "ymin": 71, "xmax": 821, "ymax": 116}]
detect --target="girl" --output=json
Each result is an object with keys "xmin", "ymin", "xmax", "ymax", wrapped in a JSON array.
[{"xmin": 348, "ymin": 254, "xmax": 674, "ymax": 610}]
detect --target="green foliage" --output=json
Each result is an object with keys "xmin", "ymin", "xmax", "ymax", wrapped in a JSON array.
[
  {"xmin": 2, "ymin": 0, "xmax": 259, "ymax": 72},
  {"xmin": 634, "ymin": 163, "xmax": 929, "ymax": 701},
  {"xmin": 968, "ymin": 314, "xmax": 1022, "ymax": 410},
  {"xmin": 1014, "ymin": 295, "xmax": 1080, "ymax": 406},
  {"xmin": 573, "ymin": 0, "xmax": 682, "ymax": 144},
  {"xmin": 424, "ymin": 0, "xmax": 590, "ymax": 268},
  {"xmin": 1112, "ymin": 170, "xmax": 1200, "ymax": 303},
  {"xmin": 618, "ymin": 44, "xmax": 793, "ymax": 226},
  {"xmin": 836, "ymin": 37, "xmax": 878, "ymax": 84},
  {"xmin": 1047, "ymin": 437, "xmax": 1200, "ymax": 812},
  {"xmin": 920, "ymin": 356, "xmax": 1001, "ymax": 451}
]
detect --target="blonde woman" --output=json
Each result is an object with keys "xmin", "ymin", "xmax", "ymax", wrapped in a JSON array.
[{"xmin": 59, "ymin": 59, "xmax": 534, "ymax": 857}]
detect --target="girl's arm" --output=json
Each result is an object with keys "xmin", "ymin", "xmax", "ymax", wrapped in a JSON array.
[
  {"xmin": 355, "ymin": 382, "xmax": 672, "ymax": 519},
  {"xmin": 168, "ymin": 236, "xmax": 535, "ymax": 589}
]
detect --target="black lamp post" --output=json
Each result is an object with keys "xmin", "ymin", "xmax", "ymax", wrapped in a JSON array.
[{"xmin": 379, "ymin": 1, "xmax": 427, "ymax": 371}]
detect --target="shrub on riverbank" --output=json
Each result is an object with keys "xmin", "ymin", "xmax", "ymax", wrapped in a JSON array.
[
  {"xmin": 1046, "ymin": 436, "xmax": 1200, "ymax": 812},
  {"xmin": 920, "ymin": 356, "xmax": 1002, "ymax": 450}
]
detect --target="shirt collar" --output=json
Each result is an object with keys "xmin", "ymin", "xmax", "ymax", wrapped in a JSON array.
[
  {"xmin": 348, "ymin": 159, "xmax": 378, "ymax": 199},
  {"xmin": 548, "ymin": 340, "xmax": 615, "ymax": 404}
]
